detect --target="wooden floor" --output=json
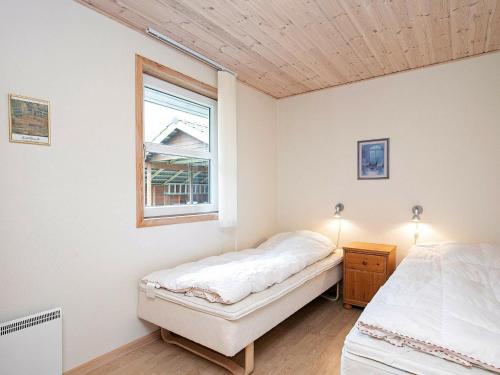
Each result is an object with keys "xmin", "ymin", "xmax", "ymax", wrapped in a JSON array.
[{"xmin": 87, "ymin": 298, "xmax": 362, "ymax": 375}]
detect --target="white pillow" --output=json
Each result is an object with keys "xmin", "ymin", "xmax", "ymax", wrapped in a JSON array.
[
  {"xmin": 257, "ymin": 231, "xmax": 292, "ymax": 250},
  {"xmin": 257, "ymin": 230, "xmax": 333, "ymax": 252}
]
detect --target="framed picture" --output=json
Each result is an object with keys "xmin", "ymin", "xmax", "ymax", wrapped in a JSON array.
[
  {"xmin": 358, "ymin": 138, "xmax": 389, "ymax": 179},
  {"xmin": 8, "ymin": 94, "xmax": 50, "ymax": 145}
]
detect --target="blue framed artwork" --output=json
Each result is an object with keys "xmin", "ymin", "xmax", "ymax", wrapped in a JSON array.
[{"xmin": 358, "ymin": 138, "xmax": 389, "ymax": 179}]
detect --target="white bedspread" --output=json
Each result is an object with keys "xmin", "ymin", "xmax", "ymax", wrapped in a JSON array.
[
  {"xmin": 358, "ymin": 243, "xmax": 500, "ymax": 373},
  {"xmin": 142, "ymin": 230, "xmax": 333, "ymax": 304}
]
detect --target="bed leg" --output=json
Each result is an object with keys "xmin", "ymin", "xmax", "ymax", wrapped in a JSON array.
[
  {"xmin": 160, "ymin": 328, "xmax": 254, "ymax": 375},
  {"xmin": 244, "ymin": 342, "xmax": 254, "ymax": 374},
  {"xmin": 321, "ymin": 282, "xmax": 340, "ymax": 302}
]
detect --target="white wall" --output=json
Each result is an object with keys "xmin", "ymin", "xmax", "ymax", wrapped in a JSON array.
[
  {"xmin": 2, "ymin": 0, "xmax": 499, "ymax": 370},
  {"xmin": 0, "ymin": 0, "xmax": 276, "ymax": 370},
  {"xmin": 276, "ymin": 52, "xmax": 500, "ymax": 261}
]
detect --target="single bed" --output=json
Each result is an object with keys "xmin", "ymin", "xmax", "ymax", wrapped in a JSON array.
[
  {"xmin": 138, "ymin": 232, "xmax": 343, "ymax": 374},
  {"xmin": 341, "ymin": 242, "xmax": 500, "ymax": 375}
]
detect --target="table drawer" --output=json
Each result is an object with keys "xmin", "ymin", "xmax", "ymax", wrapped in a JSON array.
[{"xmin": 345, "ymin": 252, "xmax": 386, "ymax": 273}]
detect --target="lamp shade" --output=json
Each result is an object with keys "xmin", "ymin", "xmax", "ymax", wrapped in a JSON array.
[
  {"xmin": 334, "ymin": 203, "xmax": 344, "ymax": 218},
  {"xmin": 411, "ymin": 205, "xmax": 423, "ymax": 222}
]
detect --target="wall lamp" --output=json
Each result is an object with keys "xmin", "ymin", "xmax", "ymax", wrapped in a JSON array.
[
  {"xmin": 411, "ymin": 205, "xmax": 423, "ymax": 223},
  {"xmin": 411, "ymin": 205, "xmax": 423, "ymax": 244},
  {"xmin": 334, "ymin": 203, "xmax": 344, "ymax": 219},
  {"xmin": 322, "ymin": 202, "xmax": 345, "ymax": 302},
  {"xmin": 333, "ymin": 203, "xmax": 345, "ymax": 250}
]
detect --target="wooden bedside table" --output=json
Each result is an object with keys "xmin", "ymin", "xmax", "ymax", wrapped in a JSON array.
[{"xmin": 343, "ymin": 242, "xmax": 396, "ymax": 309}]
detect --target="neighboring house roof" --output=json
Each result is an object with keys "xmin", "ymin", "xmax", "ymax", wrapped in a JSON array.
[
  {"xmin": 147, "ymin": 119, "xmax": 209, "ymax": 186},
  {"xmin": 151, "ymin": 119, "xmax": 209, "ymax": 145}
]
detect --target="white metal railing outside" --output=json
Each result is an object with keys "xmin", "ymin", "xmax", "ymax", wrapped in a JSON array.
[{"xmin": 164, "ymin": 183, "xmax": 208, "ymax": 195}]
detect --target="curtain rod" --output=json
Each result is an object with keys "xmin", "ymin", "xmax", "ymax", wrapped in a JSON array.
[{"xmin": 145, "ymin": 27, "xmax": 236, "ymax": 76}]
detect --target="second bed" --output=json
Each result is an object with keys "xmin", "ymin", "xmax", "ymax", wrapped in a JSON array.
[{"xmin": 138, "ymin": 231, "xmax": 343, "ymax": 374}]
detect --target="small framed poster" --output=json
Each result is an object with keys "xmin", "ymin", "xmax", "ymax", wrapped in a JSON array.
[
  {"xmin": 9, "ymin": 94, "xmax": 51, "ymax": 145},
  {"xmin": 358, "ymin": 138, "xmax": 389, "ymax": 179}
]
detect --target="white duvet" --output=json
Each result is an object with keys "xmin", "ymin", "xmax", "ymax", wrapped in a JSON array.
[
  {"xmin": 358, "ymin": 243, "xmax": 500, "ymax": 373},
  {"xmin": 142, "ymin": 230, "xmax": 333, "ymax": 304}
]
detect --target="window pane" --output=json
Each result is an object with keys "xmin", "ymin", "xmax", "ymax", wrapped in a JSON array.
[
  {"xmin": 144, "ymin": 152, "xmax": 210, "ymax": 207},
  {"xmin": 144, "ymin": 87, "xmax": 210, "ymax": 151}
]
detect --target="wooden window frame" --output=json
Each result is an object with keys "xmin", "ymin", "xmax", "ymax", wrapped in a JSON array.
[{"xmin": 135, "ymin": 55, "xmax": 218, "ymax": 227}]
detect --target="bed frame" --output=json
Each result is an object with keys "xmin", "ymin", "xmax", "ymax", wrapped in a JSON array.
[
  {"xmin": 161, "ymin": 329, "xmax": 254, "ymax": 375},
  {"xmin": 138, "ymin": 260, "xmax": 342, "ymax": 374}
]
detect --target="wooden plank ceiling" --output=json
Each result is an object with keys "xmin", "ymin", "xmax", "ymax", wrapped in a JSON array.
[{"xmin": 79, "ymin": 0, "xmax": 500, "ymax": 98}]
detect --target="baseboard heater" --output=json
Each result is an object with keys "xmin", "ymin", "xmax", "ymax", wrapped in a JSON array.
[{"xmin": 0, "ymin": 308, "xmax": 62, "ymax": 375}]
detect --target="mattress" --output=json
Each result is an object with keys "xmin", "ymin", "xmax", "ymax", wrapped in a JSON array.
[
  {"xmin": 357, "ymin": 242, "xmax": 500, "ymax": 372},
  {"xmin": 138, "ymin": 252, "xmax": 343, "ymax": 356},
  {"xmin": 342, "ymin": 326, "xmax": 493, "ymax": 375},
  {"xmin": 142, "ymin": 230, "xmax": 335, "ymax": 304},
  {"xmin": 140, "ymin": 251, "xmax": 343, "ymax": 320}
]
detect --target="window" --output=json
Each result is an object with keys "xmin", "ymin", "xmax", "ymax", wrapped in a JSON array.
[{"xmin": 136, "ymin": 55, "xmax": 218, "ymax": 227}]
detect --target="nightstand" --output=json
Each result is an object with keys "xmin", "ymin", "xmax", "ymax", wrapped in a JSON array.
[{"xmin": 343, "ymin": 242, "xmax": 396, "ymax": 309}]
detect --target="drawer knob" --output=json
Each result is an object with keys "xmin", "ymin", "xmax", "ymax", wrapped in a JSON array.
[{"xmin": 362, "ymin": 260, "xmax": 368, "ymax": 265}]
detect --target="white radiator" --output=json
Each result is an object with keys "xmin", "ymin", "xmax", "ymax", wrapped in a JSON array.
[{"xmin": 0, "ymin": 308, "xmax": 62, "ymax": 375}]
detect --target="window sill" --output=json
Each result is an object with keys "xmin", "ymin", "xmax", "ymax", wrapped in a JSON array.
[{"xmin": 137, "ymin": 212, "xmax": 218, "ymax": 228}]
